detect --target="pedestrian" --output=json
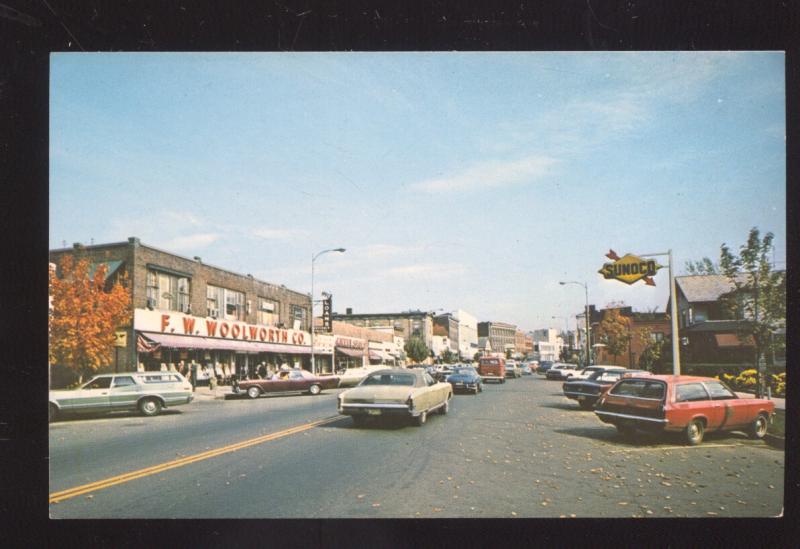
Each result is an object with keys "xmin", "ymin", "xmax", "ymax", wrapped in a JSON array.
[
  {"xmin": 190, "ymin": 361, "xmax": 198, "ymax": 391},
  {"xmin": 209, "ymin": 371, "xmax": 218, "ymax": 392}
]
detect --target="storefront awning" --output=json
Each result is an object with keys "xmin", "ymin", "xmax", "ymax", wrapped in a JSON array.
[
  {"xmin": 369, "ymin": 350, "xmax": 394, "ymax": 361},
  {"xmin": 138, "ymin": 331, "xmax": 311, "ymax": 354},
  {"xmin": 714, "ymin": 333, "xmax": 753, "ymax": 348},
  {"xmin": 336, "ymin": 347, "xmax": 364, "ymax": 358}
]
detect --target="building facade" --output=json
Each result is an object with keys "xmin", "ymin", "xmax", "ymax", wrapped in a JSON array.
[
  {"xmin": 330, "ymin": 310, "xmax": 436, "ymax": 353},
  {"xmin": 433, "ymin": 313, "xmax": 460, "ymax": 356},
  {"xmin": 452, "ymin": 309, "xmax": 478, "ymax": 361},
  {"xmin": 592, "ymin": 306, "xmax": 672, "ymax": 368},
  {"xmin": 532, "ymin": 328, "xmax": 561, "ymax": 362},
  {"xmin": 477, "ymin": 321, "xmax": 517, "ymax": 357},
  {"xmin": 50, "ymin": 238, "xmax": 314, "ymax": 380}
]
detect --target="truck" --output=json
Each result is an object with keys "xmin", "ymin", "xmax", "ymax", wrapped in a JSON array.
[{"xmin": 478, "ymin": 355, "xmax": 506, "ymax": 383}]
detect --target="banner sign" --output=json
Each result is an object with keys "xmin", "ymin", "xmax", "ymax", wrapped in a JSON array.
[
  {"xmin": 598, "ymin": 249, "xmax": 663, "ymax": 286},
  {"xmin": 322, "ymin": 294, "xmax": 332, "ymax": 332}
]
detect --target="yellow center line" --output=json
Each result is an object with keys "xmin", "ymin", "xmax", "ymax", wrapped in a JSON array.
[{"xmin": 50, "ymin": 415, "xmax": 343, "ymax": 504}]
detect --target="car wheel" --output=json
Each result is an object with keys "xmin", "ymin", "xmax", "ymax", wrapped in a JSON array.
[
  {"xmin": 414, "ymin": 411, "xmax": 427, "ymax": 426},
  {"xmin": 685, "ymin": 419, "xmax": 705, "ymax": 446},
  {"xmin": 308, "ymin": 384, "xmax": 321, "ymax": 396},
  {"xmin": 49, "ymin": 403, "xmax": 57, "ymax": 423},
  {"xmin": 747, "ymin": 414, "xmax": 768, "ymax": 440},
  {"xmin": 247, "ymin": 386, "xmax": 261, "ymax": 399},
  {"xmin": 139, "ymin": 397, "xmax": 162, "ymax": 417},
  {"xmin": 578, "ymin": 400, "xmax": 594, "ymax": 410}
]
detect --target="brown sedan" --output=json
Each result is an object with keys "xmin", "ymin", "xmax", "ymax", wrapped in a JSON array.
[{"xmin": 234, "ymin": 369, "xmax": 340, "ymax": 399}]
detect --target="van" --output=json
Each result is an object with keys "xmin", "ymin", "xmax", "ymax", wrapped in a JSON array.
[{"xmin": 478, "ymin": 356, "xmax": 506, "ymax": 383}]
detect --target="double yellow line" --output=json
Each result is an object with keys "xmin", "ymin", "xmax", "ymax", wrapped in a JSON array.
[{"xmin": 50, "ymin": 415, "xmax": 342, "ymax": 504}]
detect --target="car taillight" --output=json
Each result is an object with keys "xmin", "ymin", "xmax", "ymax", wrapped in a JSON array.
[{"xmin": 407, "ymin": 395, "xmax": 413, "ymax": 409}]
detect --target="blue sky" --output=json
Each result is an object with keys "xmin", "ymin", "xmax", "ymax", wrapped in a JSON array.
[{"xmin": 50, "ymin": 52, "xmax": 785, "ymax": 332}]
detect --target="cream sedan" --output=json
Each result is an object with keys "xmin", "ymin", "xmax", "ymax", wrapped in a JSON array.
[{"xmin": 337, "ymin": 368, "xmax": 453, "ymax": 426}]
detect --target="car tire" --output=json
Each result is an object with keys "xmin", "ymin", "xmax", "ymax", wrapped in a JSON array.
[
  {"xmin": 247, "ymin": 386, "xmax": 261, "ymax": 399},
  {"xmin": 578, "ymin": 400, "xmax": 594, "ymax": 410},
  {"xmin": 308, "ymin": 384, "xmax": 321, "ymax": 396},
  {"xmin": 747, "ymin": 414, "xmax": 769, "ymax": 440},
  {"xmin": 139, "ymin": 397, "xmax": 162, "ymax": 417},
  {"xmin": 414, "ymin": 411, "xmax": 427, "ymax": 426},
  {"xmin": 685, "ymin": 419, "xmax": 705, "ymax": 446},
  {"xmin": 49, "ymin": 403, "xmax": 57, "ymax": 423}
]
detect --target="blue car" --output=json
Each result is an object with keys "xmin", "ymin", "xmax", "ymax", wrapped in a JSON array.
[{"xmin": 446, "ymin": 366, "xmax": 483, "ymax": 395}]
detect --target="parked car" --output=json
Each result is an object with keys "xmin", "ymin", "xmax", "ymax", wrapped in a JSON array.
[
  {"xmin": 49, "ymin": 372, "xmax": 194, "ymax": 421},
  {"xmin": 234, "ymin": 368, "xmax": 340, "ymax": 399},
  {"xmin": 520, "ymin": 364, "xmax": 533, "ymax": 375},
  {"xmin": 570, "ymin": 365, "xmax": 626, "ymax": 381},
  {"xmin": 595, "ymin": 375, "xmax": 775, "ymax": 445},
  {"xmin": 536, "ymin": 360, "xmax": 554, "ymax": 374},
  {"xmin": 505, "ymin": 362, "xmax": 522, "ymax": 378},
  {"xmin": 446, "ymin": 366, "xmax": 483, "ymax": 394},
  {"xmin": 478, "ymin": 356, "xmax": 506, "ymax": 383},
  {"xmin": 336, "ymin": 365, "xmax": 386, "ymax": 387},
  {"xmin": 338, "ymin": 368, "xmax": 453, "ymax": 426},
  {"xmin": 545, "ymin": 363, "xmax": 581, "ymax": 380},
  {"xmin": 563, "ymin": 369, "xmax": 648, "ymax": 409}
]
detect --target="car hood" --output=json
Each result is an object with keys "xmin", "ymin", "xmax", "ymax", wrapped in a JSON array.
[
  {"xmin": 341, "ymin": 385, "xmax": 415, "ymax": 401},
  {"xmin": 447, "ymin": 374, "xmax": 477, "ymax": 382}
]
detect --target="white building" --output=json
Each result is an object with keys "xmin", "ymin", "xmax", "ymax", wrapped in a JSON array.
[
  {"xmin": 532, "ymin": 328, "xmax": 562, "ymax": 362},
  {"xmin": 452, "ymin": 309, "xmax": 478, "ymax": 361}
]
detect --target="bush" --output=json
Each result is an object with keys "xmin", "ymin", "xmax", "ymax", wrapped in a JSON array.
[{"xmin": 716, "ymin": 370, "xmax": 785, "ymax": 397}]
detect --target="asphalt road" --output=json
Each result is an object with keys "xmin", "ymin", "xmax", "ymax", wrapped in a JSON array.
[{"xmin": 49, "ymin": 375, "xmax": 784, "ymax": 518}]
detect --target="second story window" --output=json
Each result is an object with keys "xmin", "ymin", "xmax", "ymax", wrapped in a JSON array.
[
  {"xmin": 291, "ymin": 305, "xmax": 307, "ymax": 329},
  {"xmin": 207, "ymin": 285, "xmax": 245, "ymax": 321},
  {"xmin": 146, "ymin": 269, "xmax": 191, "ymax": 313},
  {"xmin": 258, "ymin": 297, "xmax": 279, "ymax": 326}
]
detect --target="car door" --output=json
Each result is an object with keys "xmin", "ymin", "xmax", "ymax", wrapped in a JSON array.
[
  {"xmin": 703, "ymin": 380, "xmax": 746, "ymax": 429},
  {"xmin": 673, "ymin": 383, "xmax": 721, "ymax": 430},
  {"xmin": 109, "ymin": 375, "xmax": 141, "ymax": 409},
  {"xmin": 288, "ymin": 370, "xmax": 307, "ymax": 392},
  {"xmin": 66, "ymin": 377, "xmax": 112, "ymax": 412}
]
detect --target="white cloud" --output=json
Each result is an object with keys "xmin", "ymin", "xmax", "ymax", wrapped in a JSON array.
[
  {"xmin": 409, "ymin": 155, "xmax": 558, "ymax": 194},
  {"xmin": 162, "ymin": 233, "xmax": 221, "ymax": 250}
]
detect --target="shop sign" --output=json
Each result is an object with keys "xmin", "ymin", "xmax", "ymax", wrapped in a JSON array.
[
  {"xmin": 134, "ymin": 309, "xmax": 310, "ymax": 346},
  {"xmin": 598, "ymin": 250, "xmax": 663, "ymax": 286},
  {"xmin": 335, "ymin": 336, "xmax": 365, "ymax": 349},
  {"xmin": 322, "ymin": 294, "xmax": 332, "ymax": 332}
]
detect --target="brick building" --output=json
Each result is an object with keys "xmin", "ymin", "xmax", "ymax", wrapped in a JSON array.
[
  {"xmin": 593, "ymin": 306, "xmax": 672, "ymax": 368},
  {"xmin": 49, "ymin": 237, "xmax": 316, "ymax": 380},
  {"xmin": 477, "ymin": 321, "xmax": 517, "ymax": 357},
  {"xmin": 330, "ymin": 309, "xmax": 436, "ymax": 354}
]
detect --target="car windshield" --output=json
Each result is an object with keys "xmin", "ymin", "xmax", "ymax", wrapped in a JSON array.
[
  {"xmin": 453, "ymin": 368, "xmax": 475, "ymax": 375},
  {"xmin": 361, "ymin": 373, "xmax": 416, "ymax": 386}
]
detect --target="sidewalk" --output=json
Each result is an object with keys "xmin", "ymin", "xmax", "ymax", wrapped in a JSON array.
[
  {"xmin": 735, "ymin": 392, "xmax": 785, "ymax": 411},
  {"xmin": 191, "ymin": 385, "xmax": 230, "ymax": 400}
]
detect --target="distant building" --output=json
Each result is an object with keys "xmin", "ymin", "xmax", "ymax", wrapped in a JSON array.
[
  {"xmin": 331, "ymin": 309, "xmax": 436, "ymax": 356},
  {"xmin": 532, "ymin": 328, "xmax": 561, "ymax": 362},
  {"xmin": 478, "ymin": 321, "xmax": 517, "ymax": 356},
  {"xmin": 592, "ymin": 306, "xmax": 671, "ymax": 368},
  {"xmin": 452, "ymin": 309, "xmax": 478, "ymax": 361},
  {"xmin": 433, "ymin": 313, "xmax": 460, "ymax": 356}
]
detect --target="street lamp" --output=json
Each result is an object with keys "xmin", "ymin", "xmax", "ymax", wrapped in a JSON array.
[
  {"xmin": 559, "ymin": 281, "xmax": 591, "ymax": 366},
  {"xmin": 311, "ymin": 248, "xmax": 346, "ymax": 375}
]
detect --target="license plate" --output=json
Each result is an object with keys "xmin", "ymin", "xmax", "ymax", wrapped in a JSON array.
[{"xmin": 367, "ymin": 409, "xmax": 382, "ymax": 416}]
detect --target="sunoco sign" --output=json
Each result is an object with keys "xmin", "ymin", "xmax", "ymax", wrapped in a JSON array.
[{"xmin": 598, "ymin": 250, "xmax": 663, "ymax": 286}]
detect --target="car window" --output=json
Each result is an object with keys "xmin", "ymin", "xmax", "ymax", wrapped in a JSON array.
[
  {"xmin": 142, "ymin": 374, "xmax": 182, "ymax": 383},
  {"xmin": 424, "ymin": 373, "xmax": 437, "ymax": 385},
  {"xmin": 362, "ymin": 373, "xmax": 416, "ymax": 386},
  {"xmin": 598, "ymin": 372, "xmax": 622, "ymax": 382},
  {"xmin": 289, "ymin": 371, "xmax": 304, "ymax": 379},
  {"xmin": 112, "ymin": 376, "xmax": 136, "ymax": 387},
  {"xmin": 609, "ymin": 379, "xmax": 665, "ymax": 399},
  {"xmin": 675, "ymin": 383, "xmax": 710, "ymax": 403},
  {"xmin": 704, "ymin": 381, "xmax": 736, "ymax": 400},
  {"xmin": 83, "ymin": 377, "xmax": 112, "ymax": 389}
]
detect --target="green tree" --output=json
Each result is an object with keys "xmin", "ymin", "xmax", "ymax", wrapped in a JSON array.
[
  {"xmin": 440, "ymin": 348, "xmax": 456, "ymax": 364},
  {"xmin": 718, "ymin": 227, "xmax": 786, "ymax": 397},
  {"xmin": 684, "ymin": 257, "xmax": 718, "ymax": 275},
  {"xmin": 404, "ymin": 336, "xmax": 430, "ymax": 364},
  {"xmin": 637, "ymin": 328, "xmax": 666, "ymax": 373},
  {"xmin": 597, "ymin": 309, "xmax": 631, "ymax": 366}
]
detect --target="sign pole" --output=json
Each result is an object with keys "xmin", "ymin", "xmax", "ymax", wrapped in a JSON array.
[{"xmin": 668, "ymin": 249, "xmax": 681, "ymax": 375}]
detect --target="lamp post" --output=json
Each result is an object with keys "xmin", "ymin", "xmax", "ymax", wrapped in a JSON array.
[
  {"xmin": 559, "ymin": 281, "xmax": 591, "ymax": 366},
  {"xmin": 311, "ymin": 248, "xmax": 346, "ymax": 375}
]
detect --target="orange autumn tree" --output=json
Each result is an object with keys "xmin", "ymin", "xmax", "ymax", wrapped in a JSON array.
[
  {"xmin": 49, "ymin": 256, "xmax": 131, "ymax": 382},
  {"xmin": 596, "ymin": 308, "xmax": 631, "ymax": 366}
]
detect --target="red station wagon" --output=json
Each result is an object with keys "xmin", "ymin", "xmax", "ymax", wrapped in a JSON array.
[{"xmin": 594, "ymin": 375, "xmax": 775, "ymax": 445}]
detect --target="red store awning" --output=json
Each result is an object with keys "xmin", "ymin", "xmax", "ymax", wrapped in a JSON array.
[
  {"xmin": 336, "ymin": 347, "xmax": 364, "ymax": 358},
  {"xmin": 138, "ymin": 332, "xmax": 311, "ymax": 354}
]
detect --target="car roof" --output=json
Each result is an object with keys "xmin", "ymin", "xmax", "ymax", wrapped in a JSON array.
[{"xmin": 639, "ymin": 374, "xmax": 720, "ymax": 383}]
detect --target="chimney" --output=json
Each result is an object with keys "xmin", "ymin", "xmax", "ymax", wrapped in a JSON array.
[
  {"xmin": 194, "ymin": 256, "xmax": 202, "ymax": 262},
  {"xmin": 346, "ymin": 308, "xmax": 353, "ymax": 315},
  {"xmin": 128, "ymin": 237, "xmax": 140, "ymax": 247},
  {"xmin": 73, "ymin": 242, "xmax": 83, "ymax": 250}
]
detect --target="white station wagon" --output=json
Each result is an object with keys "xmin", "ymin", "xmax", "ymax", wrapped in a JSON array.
[{"xmin": 49, "ymin": 372, "xmax": 194, "ymax": 421}]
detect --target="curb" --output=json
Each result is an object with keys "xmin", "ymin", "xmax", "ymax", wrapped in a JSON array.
[{"xmin": 764, "ymin": 433, "xmax": 785, "ymax": 450}]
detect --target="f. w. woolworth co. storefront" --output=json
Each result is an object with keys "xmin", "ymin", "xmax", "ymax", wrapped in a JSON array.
[{"xmin": 50, "ymin": 237, "xmax": 331, "ymax": 380}]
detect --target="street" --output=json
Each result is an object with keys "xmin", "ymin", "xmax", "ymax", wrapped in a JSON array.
[{"xmin": 49, "ymin": 375, "xmax": 784, "ymax": 519}]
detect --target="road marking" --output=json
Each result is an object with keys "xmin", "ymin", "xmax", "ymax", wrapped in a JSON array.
[
  {"xmin": 609, "ymin": 443, "xmax": 739, "ymax": 453},
  {"xmin": 49, "ymin": 415, "xmax": 342, "ymax": 504}
]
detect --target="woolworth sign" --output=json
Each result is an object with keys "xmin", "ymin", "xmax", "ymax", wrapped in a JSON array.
[{"xmin": 598, "ymin": 249, "xmax": 663, "ymax": 286}]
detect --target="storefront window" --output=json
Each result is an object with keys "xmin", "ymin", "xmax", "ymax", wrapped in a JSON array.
[
  {"xmin": 258, "ymin": 297, "xmax": 279, "ymax": 326},
  {"xmin": 146, "ymin": 268, "xmax": 191, "ymax": 312}
]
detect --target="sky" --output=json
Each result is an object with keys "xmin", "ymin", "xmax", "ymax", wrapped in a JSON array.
[{"xmin": 50, "ymin": 52, "xmax": 786, "ymax": 332}]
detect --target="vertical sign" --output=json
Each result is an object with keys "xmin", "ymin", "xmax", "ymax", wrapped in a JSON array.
[{"xmin": 322, "ymin": 294, "xmax": 332, "ymax": 332}]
